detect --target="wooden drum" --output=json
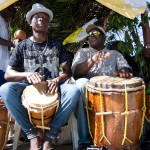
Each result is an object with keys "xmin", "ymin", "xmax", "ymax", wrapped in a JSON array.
[
  {"xmin": 86, "ymin": 76, "xmax": 146, "ymax": 150},
  {"xmin": 22, "ymin": 82, "xmax": 59, "ymax": 134},
  {"xmin": 0, "ymin": 97, "xmax": 10, "ymax": 150}
]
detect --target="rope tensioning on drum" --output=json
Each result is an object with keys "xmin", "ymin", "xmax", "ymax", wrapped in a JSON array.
[
  {"xmin": 139, "ymin": 85, "xmax": 146, "ymax": 139},
  {"xmin": 122, "ymin": 84, "xmax": 132, "ymax": 145},
  {"xmin": 27, "ymin": 105, "xmax": 50, "ymax": 130},
  {"xmin": 86, "ymin": 86, "xmax": 111, "ymax": 145},
  {"xmin": 98, "ymin": 88, "xmax": 111, "ymax": 145},
  {"xmin": 41, "ymin": 106, "xmax": 45, "ymax": 132},
  {"xmin": 27, "ymin": 100, "xmax": 60, "ymax": 130},
  {"xmin": 86, "ymin": 86, "xmax": 93, "ymax": 138}
]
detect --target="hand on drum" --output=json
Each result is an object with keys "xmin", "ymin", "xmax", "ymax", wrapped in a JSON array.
[
  {"xmin": 92, "ymin": 51, "xmax": 110, "ymax": 63},
  {"xmin": 113, "ymin": 68, "xmax": 133, "ymax": 78},
  {"xmin": 46, "ymin": 80, "xmax": 58, "ymax": 95},
  {"xmin": 26, "ymin": 72, "xmax": 43, "ymax": 84}
]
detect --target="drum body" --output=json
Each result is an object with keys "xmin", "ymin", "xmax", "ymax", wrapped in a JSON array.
[
  {"xmin": 146, "ymin": 95, "xmax": 150, "ymax": 119},
  {"xmin": 22, "ymin": 82, "xmax": 59, "ymax": 131},
  {"xmin": 0, "ymin": 98, "xmax": 10, "ymax": 150},
  {"xmin": 86, "ymin": 76, "xmax": 145, "ymax": 150}
]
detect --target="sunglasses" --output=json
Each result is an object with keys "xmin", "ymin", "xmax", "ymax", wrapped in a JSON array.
[{"xmin": 88, "ymin": 30, "xmax": 101, "ymax": 37}]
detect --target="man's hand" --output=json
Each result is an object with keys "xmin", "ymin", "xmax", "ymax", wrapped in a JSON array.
[
  {"xmin": 113, "ymin": 68, "xmax": 133, "ymax": 78},
  {"xmin": 91, "ymin": 51, "xmax": 110, "ymax": 63},
  {"xmin": 26, "ymin": 72, "xmax": 43, "ymax": 84},
  {"xmin": 46, "ymin": 80, "xmax": 58, "ymax": 95}
]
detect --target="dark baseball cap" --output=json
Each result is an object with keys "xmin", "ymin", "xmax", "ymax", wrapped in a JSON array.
[{"xmin": 86, "ymin": 24, "xmax": 106, "ymax": 35}]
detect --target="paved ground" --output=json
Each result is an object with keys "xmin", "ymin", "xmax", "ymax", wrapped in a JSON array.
[{"xmin": 5, "ymin": 142, "xmax": 73, "ymax": 150}]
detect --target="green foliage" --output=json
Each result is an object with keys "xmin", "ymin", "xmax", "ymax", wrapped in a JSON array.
[
  {"xmin": 10, "ymin": 0, "xmax": 86, "ymax": 41},
  {"xmin": 107, "ymin": 11, "xmax": 150, "ymax": 80},
  {"xmin": 8, "ymin": 0, "xmax": 150, "ymax": 80}
]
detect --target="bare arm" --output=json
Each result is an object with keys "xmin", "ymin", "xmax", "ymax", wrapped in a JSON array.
[
  {"xmin": 46, "ymin": 61, "xmax": 72, "ymax": 94},
  {"xmin": 56, "ymin": 61, "xmax": 72, "ymax": 83},
  {"xmin": 5, "ymin": 65, "xmax": 42, "ymax": 82},
  {"xmin": 0, "ymin": 37, "xmax": 14, "ymax": 48},
  {"xmin": 73, "ymin": 58, "xmax": 95, "ymax": 79}
]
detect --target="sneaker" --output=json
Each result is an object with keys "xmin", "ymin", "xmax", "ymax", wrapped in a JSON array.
[{"xmin": 78, "ymin": 143, "xmax": 93, "ymax": 150}]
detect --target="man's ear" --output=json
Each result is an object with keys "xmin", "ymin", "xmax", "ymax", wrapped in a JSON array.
[{"xmin": 30, "ymin": 21, "xmax": 32, "ymax": 26}]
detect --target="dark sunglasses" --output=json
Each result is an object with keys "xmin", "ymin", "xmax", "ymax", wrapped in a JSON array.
[{"xmin": 88, "ymin": 30, "xmax": 101, "ymax": 37}]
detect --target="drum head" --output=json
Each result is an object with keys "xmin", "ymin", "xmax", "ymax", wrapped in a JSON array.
[
  {"xmin": 87, "ymin": 76, "xmax": 144, "ymax": 92},
  {"xmin": 22, "ymin": 82, "xmax": 59, "ymax": 108}
]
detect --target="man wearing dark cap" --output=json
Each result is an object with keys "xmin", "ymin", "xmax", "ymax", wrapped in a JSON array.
[
  {"xmin": 0, "ymin": 3, "xmax": 80, "ymax": 150},
  {"xmin": 72, "ymin": 24, "xmax": 133, "ymax": 150}
]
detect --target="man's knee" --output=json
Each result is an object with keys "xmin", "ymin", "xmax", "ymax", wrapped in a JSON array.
[
  {"xmin": 75, "ymin": 78, "xmax": 89, "ymax": 90},
  {"xmin": 0, "ymin": 82, "xmax": 11, "ymax": 94}
]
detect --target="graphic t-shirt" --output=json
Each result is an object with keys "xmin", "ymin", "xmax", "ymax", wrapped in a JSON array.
[{"xmin": 9, "ymin": 37, "xmax": 67, "ymax": 80}]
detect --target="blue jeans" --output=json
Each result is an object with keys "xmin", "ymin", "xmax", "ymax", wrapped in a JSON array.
[
  {"xmin": 0, "ymin": 82, "xmax": 80, "ymax": 140},
  {"xmin": 0, "ymin": 70, "xmax": 6, "ymax": 86},
  {"xmin": 74, "ymin": 78, "xmax": 92, "ymax": 145}
]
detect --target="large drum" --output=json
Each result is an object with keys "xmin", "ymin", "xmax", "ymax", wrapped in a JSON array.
[
  {"xmin": 0, "ymin": 97, "xmax": 10, "ymax": 150},
  {"xmin": 86, "ymin": 76, "xmax": 146, "ymax": 150},
  {"xmin": 22, "ymin": 82, "xmax": 59, "ymax": 136},
  {"xmin": 146, "ymin": 94, "xmax": 150, "ymax": 119}
]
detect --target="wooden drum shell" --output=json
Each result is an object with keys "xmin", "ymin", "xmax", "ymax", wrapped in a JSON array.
[
  {"xmin": 0, "ymin": 98, "xmax": 10, "ymax": 150},
  {"xmin": 86, "ymin": 76, "xmax": 145, "ymax": 150},
  {"xmin": 22, "ymin": 82, "xmax": 59, "ymax": 130}
]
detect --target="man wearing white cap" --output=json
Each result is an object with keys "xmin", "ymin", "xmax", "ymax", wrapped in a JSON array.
[
  {"xmin": 72, "ymin": 24, "xmax": 133, "ymax": 149},
  {"xmin": 0, "ymin": 3, "xmax": 80, "ymax": 150}
]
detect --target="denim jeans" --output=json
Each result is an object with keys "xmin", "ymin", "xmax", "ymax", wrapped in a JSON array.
[
  {"xmin": 74, "ymin": 78, "xmax": 93, "ymax": 145},
  {"xmin": 0, "ymin": 70, "xmax": 6, "ymax": 86},
  {"xmin": 0, "ymin": 81, "xmax": 80, "ymax": 140}
]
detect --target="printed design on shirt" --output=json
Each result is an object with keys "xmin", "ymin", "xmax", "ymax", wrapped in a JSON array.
[{"xmin": 24, "ymin": 46, "xmax": 59, "ymax": 79}]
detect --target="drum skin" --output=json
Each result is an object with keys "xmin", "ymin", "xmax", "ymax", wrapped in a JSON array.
[
  {"xmin": 0, "ymin": 98, "xmax": 10, "ymax": 150},
  {"xmin": 86, "ymin": 76, "xmax": 145, "ymax": 150}
]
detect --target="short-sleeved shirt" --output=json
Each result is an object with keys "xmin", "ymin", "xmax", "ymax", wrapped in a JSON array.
[
  {"xmin": 9, "ymin": 37, "xmax": 67, "ymax": 80},
  {"xmin": 72, "ymin": 46, "xmax": 132, "ymax": 79}
]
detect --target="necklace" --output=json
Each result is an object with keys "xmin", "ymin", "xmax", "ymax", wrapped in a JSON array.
[{"xmin": 30, "ymin": 36, "xmax": 48, "ymax": 75}]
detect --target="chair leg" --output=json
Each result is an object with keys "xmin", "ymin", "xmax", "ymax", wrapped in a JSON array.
[
  {"xmin": 69, "ymin": 113, "xmax": 79, "ymax": 150},
  {"xmin": 12, "ymin": 122, "xmax": 21, "ymax": 150}
]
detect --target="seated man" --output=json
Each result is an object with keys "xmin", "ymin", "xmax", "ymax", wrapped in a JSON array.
[
  {"xmin": 0, "ymin": 3, "xmax": 80, "ymax": 150},
  {"xmin": 72, "ymin": 24, "xmax": 133, "ymax": 150}
]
